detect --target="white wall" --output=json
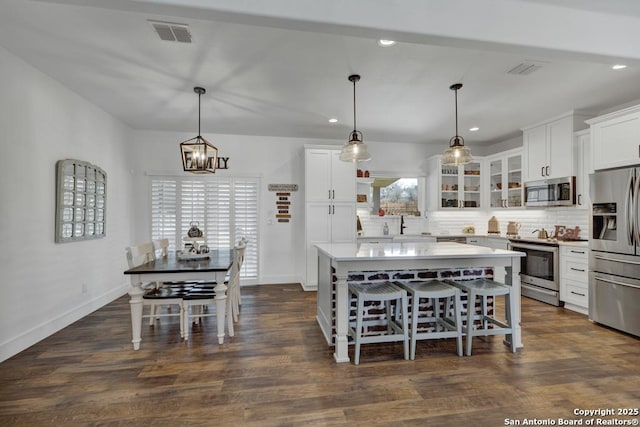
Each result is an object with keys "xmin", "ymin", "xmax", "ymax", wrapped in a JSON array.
[
  {"xmin": 0, "ymin": 46, "xmax": 134, "ymax": 362},
  {"xmin": 129, "ymin": 132, "xmax": 437, "ymax": 285}
]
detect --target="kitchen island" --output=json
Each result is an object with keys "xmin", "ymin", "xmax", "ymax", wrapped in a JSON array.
[{"xmin": 315, "ymin": 241, "xmax": 526, "ymax": 363}]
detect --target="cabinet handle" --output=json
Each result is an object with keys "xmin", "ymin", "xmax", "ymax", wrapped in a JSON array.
[
  {"xmin": 541, "ymin": 166, "xmax": 544, "ymax": 177},
  {"xmin": 332, "ymin": 189, "xmax": 335, "ymax": 199},
  {"xmin": 328, "ymin": 205, "xmax": 331, "ymax": 215},
  {"xmin": 570, "ymin": 250, "xmax": 585, "ymax": 254},
  {"xmin": 332, "ymin": 205, "xmax": 335, "ymax": 214},
  {"xmin": 570, "ymin": 267, "xmax": 585, "ymax": 272},
  {"xmin": 570, "ymin": 291, "xmax": 586, "ymax": 297},
  {"xmin": 328, "ymin": 190, "xmax": 331, "ymax": 199},
  {"xmin": 545, "ymin": 166, "xmax": 550, "ymax": 176},
  {"xmin": 578, "ymin": 194, "xmax": 582, "ymax": 205}
]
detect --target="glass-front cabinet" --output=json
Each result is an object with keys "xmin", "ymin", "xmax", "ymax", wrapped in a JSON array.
[
  {"xmin": 440, "ymin": 161, "xmax": 482, "ymax": 209},
  {"xmin": 488, "ymin": 149, "xmax": 523, "ymax": 208}
]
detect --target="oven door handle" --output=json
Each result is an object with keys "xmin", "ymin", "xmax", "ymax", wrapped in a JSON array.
[
  {"xmin": 510, "ymin": 242, "xmax": 558, "ymax": 253},
  {"xmin": 521, "ymin": 283, "xmax": 557, "ymax": 296},
  {"xmin": 593, "ymin": 275, "xmax": 640, "ymax": 290}
]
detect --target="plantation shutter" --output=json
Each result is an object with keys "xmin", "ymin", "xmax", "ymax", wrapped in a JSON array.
[
  {"xmin": 151, "ymin": 180, "xmax": 177, "ymax": 251},
  {"xmin": 150, "ymin": 176, "xmax": 259, "ymax": 280},
  {"xmin": 233, "ymin": 179, "xmax": 259, "ymax": 278}
]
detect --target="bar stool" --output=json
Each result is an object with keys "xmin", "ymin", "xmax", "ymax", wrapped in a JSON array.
[
  {"xmin": 446, "ymin": 278, "xmax": 516, "ymax": 356},
  {"xmin": 348, "ymin": 282, "xmax": 409, "ymax": 365},
  {"xmin": 395, "ymin": 280, "xmax": 463, "ymax": 359}
]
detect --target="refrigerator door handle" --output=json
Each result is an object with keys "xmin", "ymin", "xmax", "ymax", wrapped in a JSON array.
[
  {"xmin": 625, "ymin": 171, "xmax": 635, "ymax": 246},
  {"xmin": 635, "ymin": 169, "xmax": 640, "ymax": 246}
]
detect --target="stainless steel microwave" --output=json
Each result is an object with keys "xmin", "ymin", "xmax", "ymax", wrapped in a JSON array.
[{"xmin": 524, "ymin": 176, "xmax": 576, "ymax": 207}]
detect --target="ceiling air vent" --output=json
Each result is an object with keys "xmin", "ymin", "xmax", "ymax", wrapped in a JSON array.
[
  {"xmin": 507, "ymin": 62, "xmax": 543, "ymax": 75},
  {"xmin": 149, "ymin": 20, "xmax": 192, "ymax": 43}
]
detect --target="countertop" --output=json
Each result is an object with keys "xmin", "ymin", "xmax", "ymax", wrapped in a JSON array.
[
  {"xmin": 356, "ymin": 233, "xmax": 589, "ymax": 247},
  {"xmin": 315, "ymin": 241, "xmax": 525, "ymax": 262}
]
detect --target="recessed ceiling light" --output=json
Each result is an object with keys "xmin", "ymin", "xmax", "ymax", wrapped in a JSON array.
[
  {"xmin": 469, "ymin": 127, "xmax": 479, "ymax": 132},
  {"xmin": 377, "ymin": 39, "xmax": 396, "ymax": 47},
  {"xmin": 328, "ymin": 118, "xmax": 338, "ymax": 123},
  {"xmin": 612, "ymin": 64, "xmax": 627, "ymax": 70}
]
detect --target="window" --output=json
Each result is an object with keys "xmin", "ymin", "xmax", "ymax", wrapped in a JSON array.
[
  {"xmin": 151, "ymin": 176, "xmax": 259, "ymax": 280},
  {"xmin": 373, "ymin": 177, "xmax": 421, "ymax": 216}
]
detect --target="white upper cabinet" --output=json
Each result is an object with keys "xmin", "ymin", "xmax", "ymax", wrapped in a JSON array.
[
  {"xmin": 305, "ymin": 149, "xmax": 356, "ymax": 202},
  {"xmin": 427, "ymin": 156, "xmax": 483, "ymax": 210},
  {"xmin": 522, "ymin": 111, "xmax": 592, "ymax": 182},
  {"xmin": 587, "ymin": 104, "xmax": 640, "ymax": 171},
  {"xmin": 487, "ymin": 149, "xmax": 523, "ymax": 209}
]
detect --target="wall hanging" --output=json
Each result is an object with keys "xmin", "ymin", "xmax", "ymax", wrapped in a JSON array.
[{"xmin": 55, "ymin": 159, "xmax": 107, "ymax": 243}]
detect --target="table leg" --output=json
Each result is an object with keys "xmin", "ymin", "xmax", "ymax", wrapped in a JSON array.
[
  {"xmin": 333, "ymin": 266, "xmax": 350, "ymax": 363},
  {"xmin": 214, "ymin": 271, "xmax": 228, "ymax": 345},
  {"xmin": 128, "ymin": 276, "xmax": 144, "ymax": 350}
]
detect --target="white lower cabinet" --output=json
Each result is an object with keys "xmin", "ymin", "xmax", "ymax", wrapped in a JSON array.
[{"xmin": 559, "ymin": 245, "xmax": 589, "ymax": 314}]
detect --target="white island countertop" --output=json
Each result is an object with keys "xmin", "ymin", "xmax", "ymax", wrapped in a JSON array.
[
  {"xmin": 315, "ymin": 241, "xmax": 525, "ymax": 262},
  {"xmin": 314, "ymin": 241, "xmax": 525, "ymax": 363}
]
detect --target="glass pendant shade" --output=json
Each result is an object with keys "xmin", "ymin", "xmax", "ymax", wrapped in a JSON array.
[
  {"xmin": 340, "ymin": 74, "xmax": 371, "ymax": 162},
  {"xmin": 180, "ymin": 86, "xmax": 219, "ymax": 174},
  {"xmin": 340, "ymin": 130, "xmax": 371, "ymax": 162},
  {"xmin": 442, "ymin": 83, "xmax": 473, "ymax": 166},
  {"xmin": 442, "ymin": 137, "xmax": 473, "ymax": 166}
]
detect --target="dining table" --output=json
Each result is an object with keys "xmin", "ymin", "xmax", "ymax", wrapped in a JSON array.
[{"xmin": 123, "ymin": 248, "xmax": 234, "ymax": 350}]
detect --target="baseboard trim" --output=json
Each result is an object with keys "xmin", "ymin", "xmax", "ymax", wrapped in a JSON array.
[{"xmin": 0, "ymin": 284, "xmax": 129, "ymax": 363}]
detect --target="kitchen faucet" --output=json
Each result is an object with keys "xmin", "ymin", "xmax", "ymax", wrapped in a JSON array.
[{"xmin": 400, "ymin": 215, "xmax": 407, "ymax": 235}]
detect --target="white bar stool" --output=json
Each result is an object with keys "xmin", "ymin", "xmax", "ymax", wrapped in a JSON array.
[
  {"xmin": 446, "ymin": 278, "xmax": 517, "ymax": 356},
  {"xmin": 347, "ymin": 282, "xmax": 409, "ymax": 365},
  {"xmin": 395, "ymin": 280, "xmax": 463, "ymax": 359}
]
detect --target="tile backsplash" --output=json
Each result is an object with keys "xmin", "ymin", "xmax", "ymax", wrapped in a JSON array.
[{"xmin": 357, "ymin": 207, "xmax": 590, "ymax": 240}]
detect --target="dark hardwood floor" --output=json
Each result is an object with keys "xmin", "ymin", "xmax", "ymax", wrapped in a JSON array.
[{"xmin": 1, "ymin": 284, "xmax": 638, "ymax": 426}]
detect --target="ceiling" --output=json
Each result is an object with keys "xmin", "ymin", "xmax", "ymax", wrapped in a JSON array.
[{"xmin": 2, "ymin": 0, "xmax": 640, "ymax": 148}]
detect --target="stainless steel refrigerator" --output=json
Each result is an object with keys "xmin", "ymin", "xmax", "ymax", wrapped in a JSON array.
[{"xmin": 590, "ymin": 167, "xmax": 640, "ymax": 337}]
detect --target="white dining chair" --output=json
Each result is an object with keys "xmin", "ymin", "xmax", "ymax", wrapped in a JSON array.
[
  {"xmin": 126, "ymin": 241, "xmax": 187, "ymax": 337},
  {"xmin": 181, "ymin": 240, "xmax": 245, "ymax": 339}
]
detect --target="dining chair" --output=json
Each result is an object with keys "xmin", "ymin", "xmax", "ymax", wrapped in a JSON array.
[
  {"xmin": 181, "ymin": 240, "xmax": 245, "ymax": 339},
  {"xmin": 125, "ymin": 241, "xmax": 188, "ymax": 337}
]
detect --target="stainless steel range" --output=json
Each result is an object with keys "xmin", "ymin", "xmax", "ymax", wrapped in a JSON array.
[{"xmin": 509, "ymin": 239, "xmax": 561, "ymax": 306}]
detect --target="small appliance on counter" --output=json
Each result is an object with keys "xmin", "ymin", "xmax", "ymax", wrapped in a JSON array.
[
  {"xmin": 462, "ymin": 225, "xmax": 475, "ymax": 234},
  {"xmin": 506, "ymin": 221, "xmax": 521, "ymax": 238},
  {"xmin": 488, "ymin": 216, "xmax": 500, "ymax": 235}
]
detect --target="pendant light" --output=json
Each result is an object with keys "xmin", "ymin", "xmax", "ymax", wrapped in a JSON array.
[
  {"xmin": 339, "ymin": 74, "xmax": 371, "ymax": 162},
  {"xmin": 180, "ymin": 86, "xmax": 219, "ymax": 174},
  {"xmin": 442, "ymin": 83, "xmax": 473, "ymax": 166}
]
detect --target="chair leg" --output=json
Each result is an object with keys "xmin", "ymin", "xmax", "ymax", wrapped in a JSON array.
[
  {"xmin": 149, "ymin": 304, "xmax": 156, "ymax": 325},
  {"xmin": 385, "ymin": 300, "xmax": 393, "ymax": 335},
  {"xmin": 227, "ymin": 294, "xmax": 235, "ymax": 337},
  {"xmin": 410, "ymin": 295, "xmax": 419, "ymax": 360},
  {"xmin": 179, "ymin": 304, "xmax": 185, "ymax": 338},
  {"xmin": 401, "ymin": 293, "xmax": 409, "ymax": 361},
  {"xmin": 454, "ymin": 292, "xmax": 463, "ymax": 357},
  {"xmin": 466, "ymin": 291, "xmax": 475, "ymax": 356},
  {"xmin": 506, "ymin": 293, "xmax": 517, "ymax": 353},
  {"xmin": 354, "ymin": 296, "xmax": 364, "ymax": 365},
  {"xmin": 182, "ymin": 302, "xmax": 190, "ymax": 341}
]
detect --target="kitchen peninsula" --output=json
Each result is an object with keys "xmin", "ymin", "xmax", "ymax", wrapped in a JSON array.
[{"xmin": 315, "ymin": 241, "xmax": 526, "ymax": 363}]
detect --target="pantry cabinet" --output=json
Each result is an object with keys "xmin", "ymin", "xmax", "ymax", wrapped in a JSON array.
[
  {"xmin": 428, "ymin": 156, "xmax": 483, "ymax": 210},
  {"xmin": 522, "ymin": 111, "xmax": 592, "ymax": 182},
  {"xmin": 587, "ymin": 104, "xmax": 640, "ymax": 171},
  {"xmin": 487, "ymin": 149, "xmax": 523, "ymax": 208},
  {"xmin": 304, "ymin": 146, "xmax": 356, "ymax": 290}
]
